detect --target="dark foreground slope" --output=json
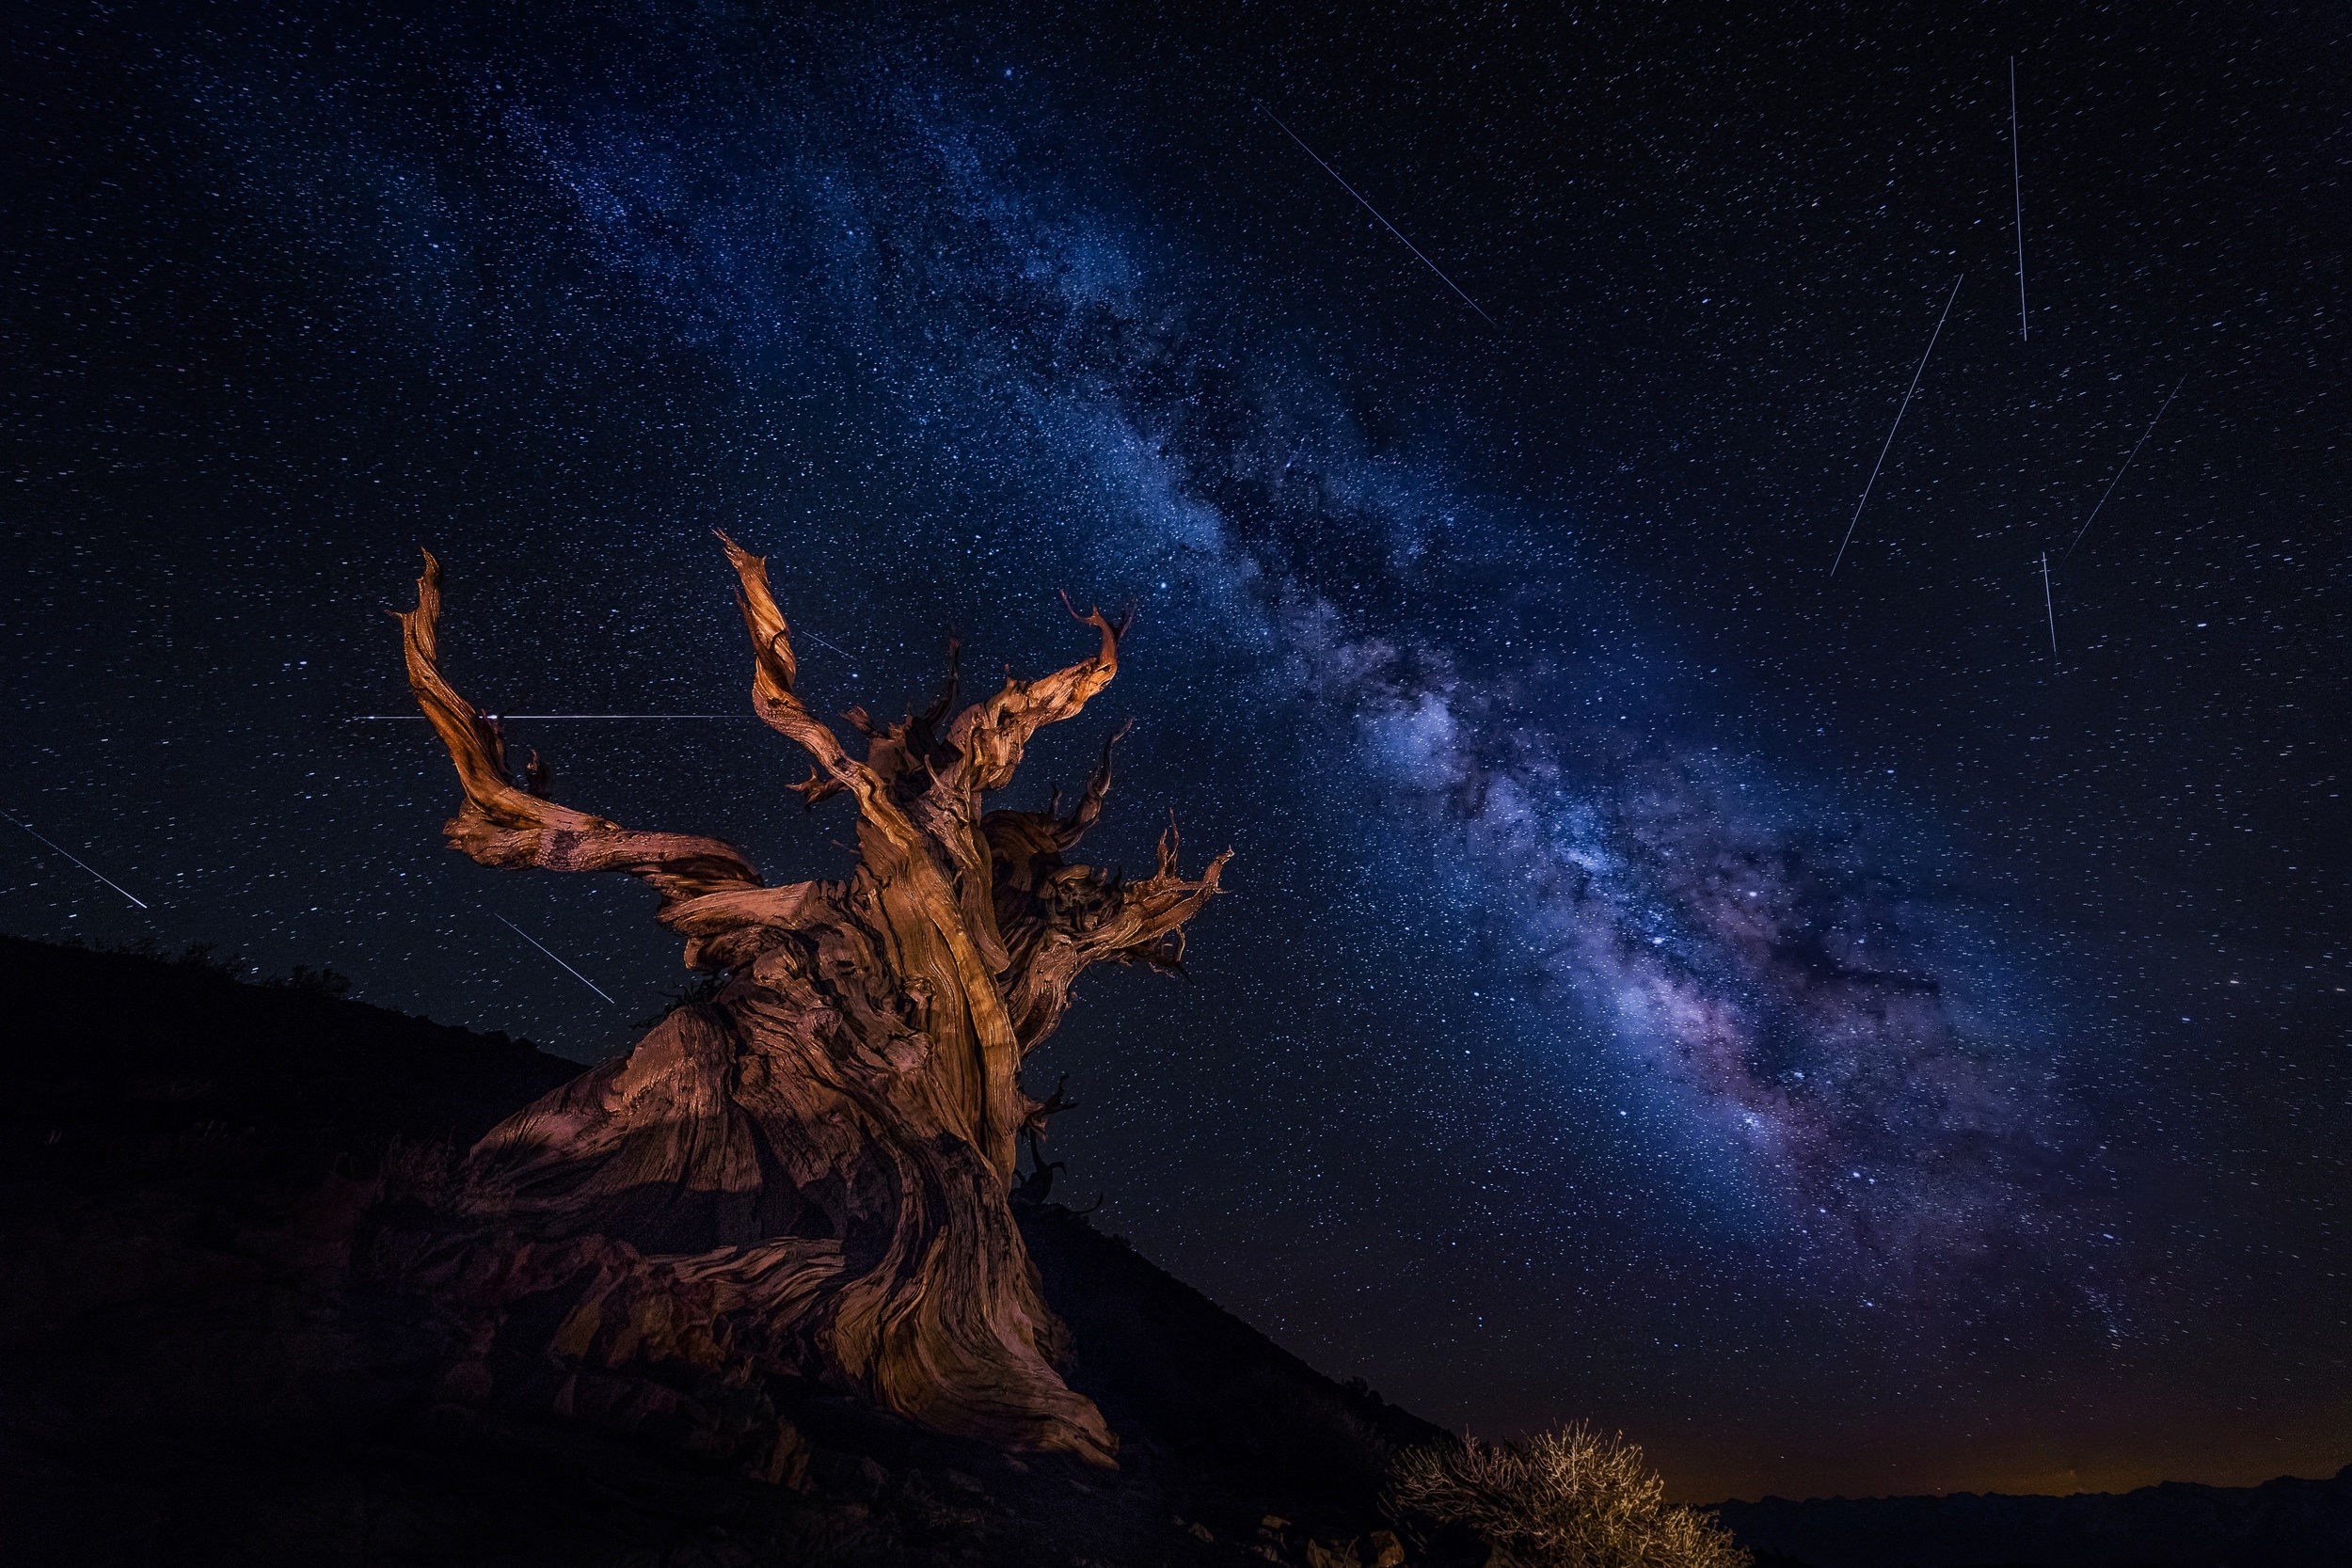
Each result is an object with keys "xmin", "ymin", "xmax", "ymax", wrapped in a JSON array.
[
  {"xmin": 1714, "ymin": 1471, "xmax": 2352, "ymax": 1568},
  {"xmin": 0, "ymin": 936, "xmax": 1452, "ymax": 1568},
  {"xmin": 15, "ymin": 936, "xmax": 2338, "ymax": 1568}
]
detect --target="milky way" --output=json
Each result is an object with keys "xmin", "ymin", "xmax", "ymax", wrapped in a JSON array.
[{"xmin": 540, "ymin": 71, "xmax": 2091, "ymax": 1306}]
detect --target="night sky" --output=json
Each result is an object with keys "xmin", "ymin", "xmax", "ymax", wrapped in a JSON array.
[{"xmin": 7, "ymin": 1, "xmax": 2347, "ymax": 1504}]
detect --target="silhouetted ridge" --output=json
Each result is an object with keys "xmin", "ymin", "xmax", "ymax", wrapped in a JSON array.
[
  {"xmin": 1713, "ymin": 1466, "xmax": 2352, "ymax": 1568},
  {"xmin": 0, "ymin": 935, "xmax": 1461, "ymax": 1566}
]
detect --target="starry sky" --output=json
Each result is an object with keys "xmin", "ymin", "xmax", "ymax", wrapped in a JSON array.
[{"xmin": 6, "ymin": 1, "xmax": 2347, "ymax": 1504}]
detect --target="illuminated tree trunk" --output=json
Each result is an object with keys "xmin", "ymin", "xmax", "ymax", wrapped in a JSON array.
[{"xmin": 386, "ymin": 536, "xmax": 1225, "ymax": 1466}]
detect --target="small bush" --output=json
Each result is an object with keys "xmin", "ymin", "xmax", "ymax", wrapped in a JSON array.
[
  {"xmin": 1388, "ymin": 1424, "xmax": 1749, "ymax": 1568},
  {"xmin": 378, "ymin": 1134, "xmax": 459, "ymax": 1196},
  {"xmin": 170, "ymin": 942, "xmax": 248, "ymax": 976}
]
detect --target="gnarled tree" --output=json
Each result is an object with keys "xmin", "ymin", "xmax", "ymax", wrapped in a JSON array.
[{"xmin": 385, "ymin": 533, "xmax": 1226, "ymax": 1466}]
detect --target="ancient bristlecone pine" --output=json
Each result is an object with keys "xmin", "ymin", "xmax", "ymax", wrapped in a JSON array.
[{"xmin": 389, "ymin": 534, "xmax": 1226, "ymax": 1465}]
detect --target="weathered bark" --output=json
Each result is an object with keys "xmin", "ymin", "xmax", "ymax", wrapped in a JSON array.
[{"xmin": 385, "ymin": 538, "xmax": 1226, "ymax": 1466}]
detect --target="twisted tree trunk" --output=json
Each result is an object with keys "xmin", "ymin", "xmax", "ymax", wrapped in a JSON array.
[{"xmin": 383, "ymin": 535, "xmax": 1225, "ymax": 1466}]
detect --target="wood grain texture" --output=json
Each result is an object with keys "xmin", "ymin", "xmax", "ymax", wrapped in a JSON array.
[{"xmin": 385, "ymin": 539, "xmax": 1226, "ymax": 1467}]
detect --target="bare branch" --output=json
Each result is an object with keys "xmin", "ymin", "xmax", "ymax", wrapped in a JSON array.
[
  {"xmin": 714, "ymin": 530, "xmax": 870, "ymax": 806},
  {"xmin": 913, "ymin": 629, "xmax": 962, "ymax": 743},
  {"xmin": 1090, "ymin": 812, "xmax": 1232, "ymax": 971},
  {"xmin": 392, "ymin": 551, "xmax": 764, "ymax": 917},
  {"xmin": 946, "ymin": 596, "xmax": 1131, "ymax": 798},
  {"xmin": 1057, "ymin": 718, "xmax": 1134, "ymax": 849},
  {"xmin": 1026, "ymin": 1072, "xmax": 1082, "ymax": 1129},
  {"xmin": 990, "ymin": 804, "xmax": 1231, "ymax": 1053},
  {"xmin": 1011, "ymin": 1128, "xmax": 1067, "ymax": 1206}
]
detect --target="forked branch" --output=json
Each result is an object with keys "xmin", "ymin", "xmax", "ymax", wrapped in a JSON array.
[
  {"xmin": 393, "ymin": 551, "xmax": 763, "ymax": 914},
  {"xmin": 714, "ymin": 530, "xmax": 876, "ymax": 807},
  {"xmin": 946, "ymin": 595, "xmax": 1132, "ymax": 798},
  {"xmin": 1056, "ymin": 718, "xmax": 1134, "ymax": 849},
  {"xmin": 1100, "ymin": 813, "xmax": 1232, "ymax": 973},
  {"xmin": 1026, "ymin": 1072, "xmax": 1081, "ymax": 1131}
]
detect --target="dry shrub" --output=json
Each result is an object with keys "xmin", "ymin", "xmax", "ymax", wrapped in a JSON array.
[
  {"xmin": 1388, "ymin": 1423, "xmax": 1750, "ymax": 1568},
  {"xmin": 377, "ymin": 1133, "xmax": 459, "ymax": 1196}
]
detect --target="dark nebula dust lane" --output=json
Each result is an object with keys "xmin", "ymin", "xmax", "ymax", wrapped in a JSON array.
[{"xmin": 5, "ymin": 2, "xmax": 2346, "ymax": 1501}]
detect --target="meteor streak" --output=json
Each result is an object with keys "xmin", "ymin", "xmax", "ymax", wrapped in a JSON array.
[
  {"xmin": 2041, "ymin": 551, "xmax": 2058, "ymax": 657},
  {"xmin": 795, "ymin": 627, "xmax": 859, "ymax": 664},
  {"xmin": 2, "ymin": 812, "xmax": 150, "ymax": 909},
  {"xmin": 2064, "ymin": 374, "xmax": 2186, "ymax": 562},
  {"xmin": 1256, "ymin": 102, "xmax": 1497, "ymax": 327},
  {"xmin": 1831, "ymin": 273, "xmax": 1964, "ymax": 576},
  {"xmin": 2010, "ymin": 57, "xmax": 2029, "ymax": 341},
  {"xmin": 493, "ymin": 913, "xmax": 615, "ymax": 1005}
]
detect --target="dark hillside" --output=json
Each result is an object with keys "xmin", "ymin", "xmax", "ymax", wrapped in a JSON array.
[
  {"xmin": 1025, "ymin": 1202, "xmax": 1445, "ymax": 1522},
  {"xmin": 0, "ymin": 934, "xmax": 580, "ymax": 1173},
  {"xmin": 0, "ymin": 935, "xmax": 1452, "ymax": 1567}
]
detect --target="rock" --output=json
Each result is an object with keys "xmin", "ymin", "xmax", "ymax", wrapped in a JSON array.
[
  {"xmin": 1187, "ymin": 1521, "xmax": 1216, "ymax": 1543},
  {"xmin": 435, "ymin": 1358, "xmax": 493, "ymax": 1405},
  {"xmin": 811, "ymin": 1449, "xmax": 892, "ymax": 1501},
  {"xmin": 553, "ymin": 1369, "xmax": 734, "ymax": 1457},
  {"xmin": 750, "ymin": 1420, "xmax": 813, "ymax": 1490}
]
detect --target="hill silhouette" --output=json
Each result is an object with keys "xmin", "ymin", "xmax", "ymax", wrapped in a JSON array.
[
  {"xmin": 1712, "ymin": 1471, "xmax": 2352, "ymax": 1568},
  {"xmin": 4, "ymin": 933, "xmax": 2344, "ymax": 1568},
  {"xmin": 0, "ymin": 934, "xmax": 1453, "ymax": 1567}
]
